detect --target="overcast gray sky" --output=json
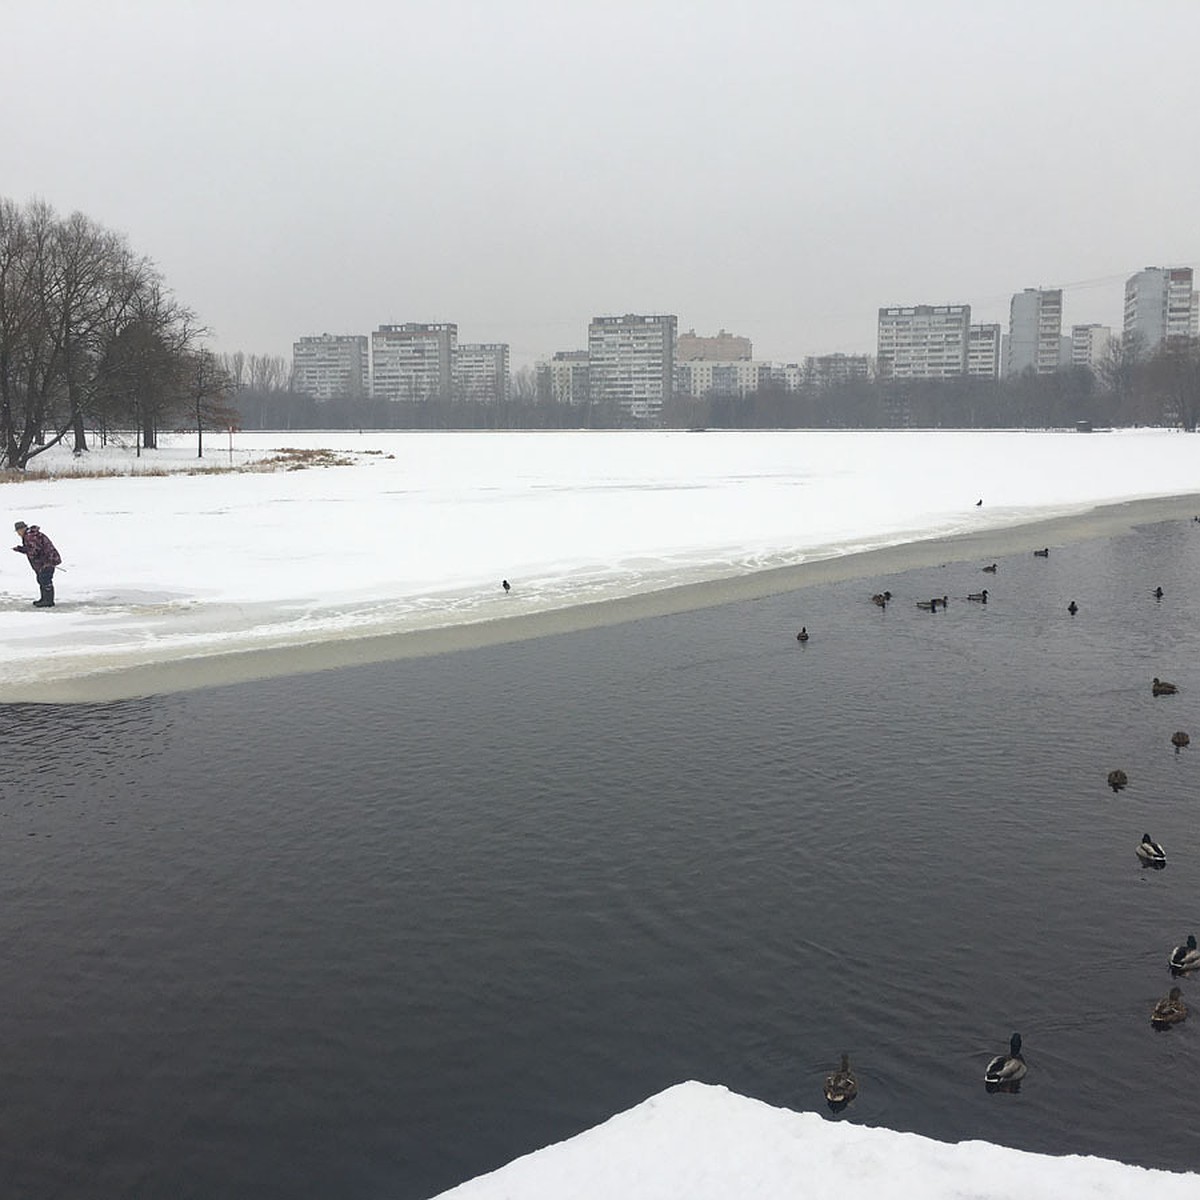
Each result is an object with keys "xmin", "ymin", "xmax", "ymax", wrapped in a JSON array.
[{"xmin": 6, "ymin": 0, "xmax": 1198, "ymax": 368}]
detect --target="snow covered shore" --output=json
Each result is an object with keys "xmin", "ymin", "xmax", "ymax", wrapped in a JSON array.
[
  {"xmin": 432, "ymin": 1082, "xmax": 1198, "ymax": 1199},
  {"xmin": 1, "ymin": 428, "xmax": 1199, "ymax": 702}
]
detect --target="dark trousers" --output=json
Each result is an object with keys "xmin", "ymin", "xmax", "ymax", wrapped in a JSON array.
[{"xmin": 34, "ymin": 566, "xmax": 54, "ymax": 606}]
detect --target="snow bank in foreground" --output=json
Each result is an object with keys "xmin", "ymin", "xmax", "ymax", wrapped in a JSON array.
[{"xmin": 432, "ymin": 1082, "xmax": 1198, "ymax": 1200}]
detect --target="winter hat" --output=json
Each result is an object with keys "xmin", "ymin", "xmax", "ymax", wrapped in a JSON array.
[{"xmin": 13, "ymin": 521, "xmax": 26, "ymax": 531}]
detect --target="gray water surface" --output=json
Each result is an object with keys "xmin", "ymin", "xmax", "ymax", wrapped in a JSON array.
[{"xmin": 1, "ymin": 520, "xmax": 1198, "ymax": 1198}]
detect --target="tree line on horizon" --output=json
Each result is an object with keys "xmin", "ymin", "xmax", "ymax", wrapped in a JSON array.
[
  {"xmin": 225, "ymin": 336, "xmax": 1200, "ymax": 433},
  {"xmin": 0, "ymin": 197, "xmax": 236, "ymax": 469}
]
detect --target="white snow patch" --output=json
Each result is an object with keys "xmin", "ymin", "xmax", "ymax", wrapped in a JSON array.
[{"xmin": 432, "ymin": 1081, "xmax": 1200, "ymax": 1200}]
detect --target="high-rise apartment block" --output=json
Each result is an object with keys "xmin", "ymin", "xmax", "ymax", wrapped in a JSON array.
[
  {"xmin": 1071, "ymin": 324, "xmax": 1112, "ymax": 371},
  {"xmin": 291, "ymin": 334, "xmax": 369, "ymax": 399},
  {"xmin": 371, "ymin": 323, "xmax": 457, "ymax": 401},
  {"xmin": 676, "ymin": 328, "xmax": 752, "ymax": 362},
  {"xmin": 456, "ymin": 343, "xmax": 510, "ymax": 404},
  {"xmin": 1123, "ymin": 267, "xmax": 1198, "ymax": 352},
  {"xmin": 1006, "ymin": 289, "xmax": 1063, "ymax": 376},
  {"xmin": 539, "ymin": 351, "xmax": 590, "ymax": 405},
  {"xmin": 967, "ymin": 324, "xmax": 1002, "ymax": 378},
  {"xmin": 876, "ymin": 305, "xmax": 971, "ymax": 379},
  {"xmin": 587, "ymin": 314, "xmax": 677, "ymax": 420}
]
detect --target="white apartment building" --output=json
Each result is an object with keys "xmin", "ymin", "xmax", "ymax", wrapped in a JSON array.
[
  {"xmin": 676, "ymin": 329, "xmax": 753, "ymax": 362},
  {"xmin": 1071, "ymin": 324, "xmax": 1112, "ymax": 371},
  {"xmin": 768, "ymin": 363, "xmax": 805, "ymax": 392},
  {"xmin": 371, "ymin": 323, "xmax": 457, "ymax": 401},
  {"xmin": 1124, "ymin": 267, "xmax": 1198, "ymax": 352},
  {"xmin": 675, "ymin": 359, "xmax": 814, "ymax": 396},
  {"xmin": 1006, "ymin": 289, "xmax": 1063, "ymax": 376},
  {"xmin": 675, "ymin": 359, "xmax": 769, "ymax": 397},
  {"xmin": 876, "ymin": 305, "xmax": 971, "ymax": 378},
  {"xmin": 539, "ymin": 350, "xmax": 590, "ymax": 405},
  {"xmin": 967, "ymin": 324, "xmax": 1002, "ymax": 379},
  {"xmin": 291, "ymin": 334, "xmax": 369, "ymax": 400},
  {"xmin": 456, "ymin": 343, "xmax": 510, "ymax": 404},
  {"xmin": 587, "ymin": 314, "xmax": 677, "ymax": 420}
]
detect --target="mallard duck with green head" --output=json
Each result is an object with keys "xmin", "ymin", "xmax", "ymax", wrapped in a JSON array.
[{"xmin": 1169, "ymin": 934, "xmax": 1200, "ymax": 973}]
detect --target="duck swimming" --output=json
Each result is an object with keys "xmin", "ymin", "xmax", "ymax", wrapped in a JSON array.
[
  {"xmin": 1107, "ymin": 769, "xmax": 1128, "ymax": 792},
  {"xmin": 1152, "ymin": 987, "xmax": 1188, "ymax": 1028},
  {"xmin": 967, "ymin": 589, "xmax": 988, "ymax": 602},
  {"xmin": 984, "ymin": 1033, "xmax": 1027, "ymax": 1085},
  {"xmin": 1034, "ymin": 547, "xmax": 1049, "ymax": 557},
  {"xmin": 1172, "ymin": 731, "xmax": 1190, "ymax": 752},
  {"xmin": 982, "ymin": 563, "xmax": 997, "ymax": 573},
  {"xmin": 823, "ymin": 1053, "xmax": 858, "ymax": 1107},
  {"xmin": 796, "ymin": 627, "xmax": 809, "ymax": 642},
  {"xmin": 1067, "ymin": 600, "xmax": 1078, "ymax": 615},
  {"xmin": 1169, "ymin": 934, "xmax": 1200, "ymax": 973},
  {"xmin": 1153, "ymin": 677, "xmax": 1178, "ymax": 696},
  {"xmin": 1136, "ymin": 833, "xmax": 1166, "ymax": 867},
  {"xmin": 871, "ymin": 591, "xmax": 892, "ymax": 607}
]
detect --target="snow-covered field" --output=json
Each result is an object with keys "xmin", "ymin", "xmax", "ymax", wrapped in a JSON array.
[
  {"xmin": 432, "ymin": 1082, "xmax": 1200, "ymax": 1200},
  {"xmin": 1, "ymin": 427, "xmax": 1198, "ymax": 696}
]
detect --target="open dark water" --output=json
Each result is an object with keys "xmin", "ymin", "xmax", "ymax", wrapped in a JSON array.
[{"xmin": 2, "ymin": 519, "xmax": 1200, "ymax": 1198}]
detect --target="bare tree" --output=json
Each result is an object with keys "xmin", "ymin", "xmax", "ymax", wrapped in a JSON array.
[
  {"xmin": 0, "ymin": 199, "xmax": 39, "ymax": 464},
  {"xmin": 220, "ymin": 350, "xmax": 247, "ymax": 390},
  {"xmin": 0, "ymin": 200, "xmax": 68, "ymax": 466},
  {"xmin": 1095, "ymin": 331, "xmax": 1146, "ymax": 422},
  {"xmin": 104, "ymin": 281, "xmax": 200, "ymax": 450},
  {"xmin": 183, "ymin": 349, "xmax": 237, "ymax": 456},
  {"xmin": 1145, "ymin": 338, "xmax": 1200, "ymax": 431},
  {"xmin": 0, "ymin": 197, "xmax": 203, "ymax": 466},
  {"xmin": 247, "ymin": 353, "xmax": 288, "ymax": 392}
]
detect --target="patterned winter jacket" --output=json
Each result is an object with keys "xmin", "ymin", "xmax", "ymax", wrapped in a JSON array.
[{"xmin": 14, "ymin": 526, "xmax": 61, "ymax": 573}]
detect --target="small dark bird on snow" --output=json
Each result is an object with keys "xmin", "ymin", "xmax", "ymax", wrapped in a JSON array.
[
  {"xmin": 976, "ymin": 499, "xmax": 983, "ymax": 507},
  {"xmin": 502, "ymin": 579, "xmax": 511, "ymax": 593}
]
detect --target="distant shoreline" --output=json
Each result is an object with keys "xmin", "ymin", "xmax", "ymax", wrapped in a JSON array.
[{"xmin": 14, "ymin": 491, "xmax": 1200, "ymax": 705}]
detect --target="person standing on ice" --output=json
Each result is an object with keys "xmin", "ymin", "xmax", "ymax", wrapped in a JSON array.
[{"xmin": 12, "ymin": 520, "xmax": 61, "ymax": 607}]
